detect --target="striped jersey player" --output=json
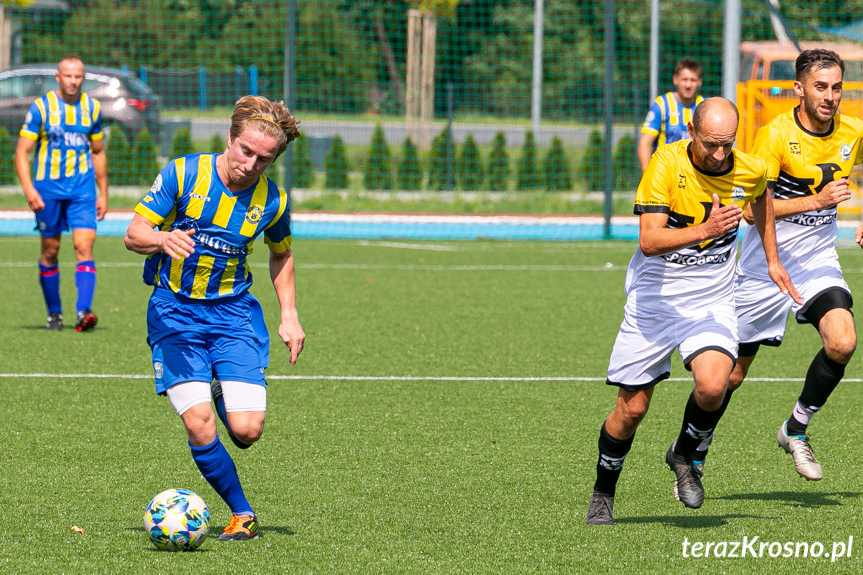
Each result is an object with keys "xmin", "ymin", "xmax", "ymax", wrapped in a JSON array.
[
  {"xmin": 125, "ymin": 96, "xmax": 304, "ymax": 542},
  {"xmin": 15, "ymin": 56, "xmax": 107, "ymax": 332}
]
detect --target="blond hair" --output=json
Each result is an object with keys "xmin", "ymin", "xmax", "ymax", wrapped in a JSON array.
[{"xmin": 229, "ymin": 95, "xmax": 301, "ymax": 157}]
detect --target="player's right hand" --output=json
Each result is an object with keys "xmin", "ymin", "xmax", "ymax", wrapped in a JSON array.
[
  {"xmin": 703, "ymin": 193, "xmax": 743, "ymax": 238},
  {"xmin": 161, "ymin": 228, "xmax": 196, "ymax": 260},
  {"xmin": 24, "ymin": 190, "xmax": 45, "ymax": 212},
  {"xmin": 815, "ymin": 178, "xmax": 852, "ymax": 209}
]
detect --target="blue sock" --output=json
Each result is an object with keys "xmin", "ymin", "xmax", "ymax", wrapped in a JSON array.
[
  {"xmin": 189, "ymin": 436, "xmax": 254, "ymax": 516},
  {"xmin": 39, "ymin": 262, "xmax": 62, "ymax": 314},
  {"xmin": 75, "ymin": 260, "xmax": 96, "ymax": 313}
]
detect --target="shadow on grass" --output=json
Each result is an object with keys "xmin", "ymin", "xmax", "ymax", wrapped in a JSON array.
[
  {"xmin": 615, "ymin": 513, "xmax": 759, "ymax": 528},
  {"xmin": 714, "ymin": 490, "xmax": 860, "ymax": 507},
  {"xmin": 127, "ymin": 524, "xmax": 296, "ymax": 537}
]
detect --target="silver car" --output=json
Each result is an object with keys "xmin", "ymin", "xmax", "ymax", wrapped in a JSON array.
[{"xmin": 0, "ymin": 64, "xmax": 161, "ymax": 141}]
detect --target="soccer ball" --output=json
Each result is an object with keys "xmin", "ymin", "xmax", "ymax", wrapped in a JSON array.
[{"xmin": 143, "ymin": 488, "xmax": 210, "ymax": 551}]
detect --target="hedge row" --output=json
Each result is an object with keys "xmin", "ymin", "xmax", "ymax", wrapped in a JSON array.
[
  {"xmin": 0, "ymin": 125, "xmax": 640, "ymax": 192},
  {"xmin": 296, "ymin": 124, "xmax": 642, "ymax": 192}
]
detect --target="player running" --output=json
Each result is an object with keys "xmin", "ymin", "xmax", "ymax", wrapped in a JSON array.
[
  {"xmin": 587, "ymin": 98, "xmax": 798, "ymax": 526},
  {"xmin": 696, "ymin": 49, "xmax": 863, "ymax": 482},
  {"xmin": 124, "ymin": 96, "xmax": 304, "ymax": 541}
]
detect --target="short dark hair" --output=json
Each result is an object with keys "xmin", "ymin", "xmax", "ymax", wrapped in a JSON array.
[
  {"xmin": 674, "ymin": 58, "xmax": 702, "ymax": 78},
  {"xmin": 796, "ymin": 49, "xmax": 844, "ymax": 81}
]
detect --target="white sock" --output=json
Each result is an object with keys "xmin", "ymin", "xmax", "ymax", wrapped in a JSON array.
[{"xmin": 792, "ymin": 401, "xmax": 818, "ymax": 426}]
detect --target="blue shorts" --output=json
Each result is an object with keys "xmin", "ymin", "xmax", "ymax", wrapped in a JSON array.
[
  {"xmin": 146, "ymin": 288, "xmax": 270, "ymax": 395},
  {"xmin": 35, "ymin": 194, "xmax": 97, "ymax": 236}
]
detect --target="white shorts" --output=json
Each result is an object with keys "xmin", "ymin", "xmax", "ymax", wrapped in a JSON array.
[
  {"xmin": 605, "ymin": 299, "xmax": 738, "ymax": 390},
  {"xmin": 735, "ymin": 270, "xmax": 850, "ymax": 346},
  {"xmin": 165, "ymin": 380, "xmax": 268, "ymax": 416}
]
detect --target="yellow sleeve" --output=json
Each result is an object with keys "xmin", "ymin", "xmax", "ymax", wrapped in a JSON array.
[
  {"xmin": 751, "ymin": 125, "xmax": 783, "ymax": 183},
  {"xmin": 634, "ymin": 147, "xmax": 675, "ymax": 213}
]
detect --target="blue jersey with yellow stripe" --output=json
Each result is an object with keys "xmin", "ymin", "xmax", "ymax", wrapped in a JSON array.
[
  {"xmin": 134, "ymin": 153, "xmax": 292, "ymax": 300},
  {"xmin": 641, "ymin": 92, "xmax": 703, "ymax": 152},
  {"xmin": 19, "ymin": 90, "xmax": 104, "ymax": 199}
]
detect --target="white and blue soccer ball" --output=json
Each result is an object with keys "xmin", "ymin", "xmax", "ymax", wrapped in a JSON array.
[{"xmin": 143, "ymin": 488, "xmax": 210, "ymax": 551}]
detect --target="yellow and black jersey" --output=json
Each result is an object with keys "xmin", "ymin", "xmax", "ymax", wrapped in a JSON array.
[
  {"xmin": 626, "ymin": 139, "xmax": 767, "ymax": 308},
  {"xmin": 738, "ymin": 108, "xmax": 863, "ymax": 280}
]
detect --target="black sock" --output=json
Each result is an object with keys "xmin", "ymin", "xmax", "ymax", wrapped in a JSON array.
[
  {"xmin": 693, "ymin": 388, "xmax": 735, "ymax": 460},
  {"xmin": 674, "ymin": 391, "xmax": 724, "ymax": 459},
  {"xmin": 593, "ymin": 423, "xmax": 634, "ymax": 497},
  {"xmin": 786, "ymin": 348, "xmax": 845, "ymax": 435}
]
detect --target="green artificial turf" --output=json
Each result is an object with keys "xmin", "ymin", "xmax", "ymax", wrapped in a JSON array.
[{"xmin": 1, "ymin": 236, "xmax": 862, "ymax": 574}]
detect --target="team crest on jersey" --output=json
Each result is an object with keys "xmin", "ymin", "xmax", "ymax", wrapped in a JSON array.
[
  {"xmin": 149, "ymin": 174, "xmax": 162, "ymax": 194},
  {"xmin": 841, "ymin": 144, "xmax": 852, "ymax": 161},
  {"xmin": 732, "ymin": 186, "xmax": 745, "ymax": 201},
  {"xmin": 677, "ymin": 174, "xmax": 686, "ymax": 189},
  {"xmin": 789, "ymin": 142, "xmax": 801, "ymax": 155},
  {"xmin": 245, "ymin": 206, "xmax": 264, "ymax": 225}
]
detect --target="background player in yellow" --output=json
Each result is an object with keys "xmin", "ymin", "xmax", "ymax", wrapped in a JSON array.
[
  {"xmin": 587, "ymin": 98, "xmax": 798, "ymax": 526},
  {"xmin": 708, "ymin": 49, "xmax": 863, "ymax": 483},
  {"xmin": 637, "ymin": 58, "xmax": 704, "ymax": 171}
]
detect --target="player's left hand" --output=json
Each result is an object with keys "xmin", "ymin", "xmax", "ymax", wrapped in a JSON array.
[
  {"xmin": 279, "ymin": 314, "xmax": 305, "ymax": 365},
  {"xmin": 96, "ymin": 195, "xmax": 108, "ymax": 221},
  {"xmin": 855, "ymin": 223, "xmax": 863, "ymax": 248},
  {"xmin": 767, "ymin": 262, "xmax": 802, "ymax": 304}
]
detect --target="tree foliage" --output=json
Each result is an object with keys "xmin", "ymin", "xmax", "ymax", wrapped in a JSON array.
[
  {"xmin": 131, "ymin": 128, "xmax": 160, "ymax": 185},
  {"xmin": 544, "ymin": 135, "xmax": 572, "ymax": 191},
  {"xmin": 486, "ymin": 132, "xmax": 509, "ymax": 192},
  {"xmin": 458, "ymin": 133, "xmax": 483, "ymax": 191},
  {"xmin": 427, "ymin": 126, "xmax": 454, "ymax": 191},
  {"xmin": 11, "ymin": 0, "xmax": 862, "ymax": 120},
  {"xmin": 577, "ymin": 128, "xmax": 605, "ymax": 192},
  {"xmin": 325, "ymin": 135, "xmax": 350, "ymax": 190},
  {"xmin": 0, "ymin": 128, "xmax": 15, "ymax": 185},
  {"xmin": 397, "ymin": 137, "xmax": 423, "ymax": 191},
  {"xmin": 108, "ymin": 129, "xmax": 134, "ymax": 186},
  {"xmin": 169, "ymin": 126, "xmax": 195, "ymax": 160},
  {"xmin": 516, "ymin": 131, "xmax": 541, "ymax": 191},
  {"xmin": 613, "ymin": 134, "xmax": 640, "ymax": 191},
  {"xmin": 364, "ymin": 123, "xmax": 393, "ymax": 190},
  {"xmin": 292, "ymin": 134, "xmax": 315, "ymax": 189}
]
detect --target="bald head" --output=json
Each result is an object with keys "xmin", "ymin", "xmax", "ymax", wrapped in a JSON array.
[
  {"xmin": 692, "ymin": 97, "xmax": 739, "ymax": 132},
  {"xmin": 688, "ymin": 98, "xmax": 739, "ymax": 172}
]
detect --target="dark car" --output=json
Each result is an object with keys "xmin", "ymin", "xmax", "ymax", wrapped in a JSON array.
[{"xmin": 0, "ymin": 64, "xmax": 160, "ymax": 142}]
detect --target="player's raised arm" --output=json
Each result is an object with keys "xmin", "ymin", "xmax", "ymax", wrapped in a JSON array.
[
  {"xmin": 639, "ymin": 194, "xmax": 742, "ymax": 257},
  {"xmin": 124, "ymin": 212, "xmax": 195, "ymax": 260}
]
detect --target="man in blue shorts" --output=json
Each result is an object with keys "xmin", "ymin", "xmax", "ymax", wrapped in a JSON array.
[
  {"xmin": 124, "ymin": 95, "xmax": 305, "ymax": 541},
  {"xmin": 15, "ymin": 55, "xmax": 108, "ymax": 332}
]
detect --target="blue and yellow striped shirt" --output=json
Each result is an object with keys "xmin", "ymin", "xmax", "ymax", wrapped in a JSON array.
[
  {"xmin": 641, "ymin": 92, "xmax": 704, "ymax": 153},
  {"xmin": 19, "ymin": 90, "xmax": 104, "ymax": 199},
  {"xmin": 134, "ymin": 153, "xmax": 292, "ymax": 300}
]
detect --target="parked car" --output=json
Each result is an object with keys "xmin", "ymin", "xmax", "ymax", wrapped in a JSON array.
[{"xmin": 0, "ymin": 64, "xmax": 160, "ymax": 142}]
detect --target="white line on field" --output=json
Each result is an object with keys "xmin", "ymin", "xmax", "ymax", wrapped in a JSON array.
[
  {"xmin": 0, "ymin": 373, "xmax": 845, "ymax": 383},
  {"xmin": 355, "ymin": 240, "xmax": 460, "ymax": 251},
  {"xmin": 0, "ymin": 261, "xmax": 622, "ymax": 271}
]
